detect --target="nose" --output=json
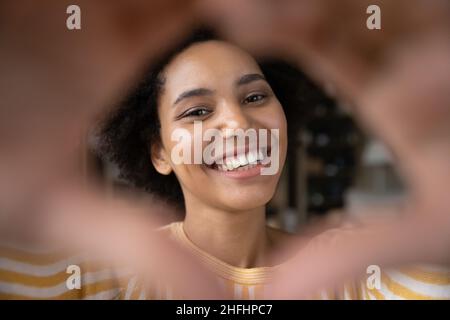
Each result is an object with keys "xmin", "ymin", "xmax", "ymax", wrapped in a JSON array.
[{"xmin": 217, "ymin": 100, "xmax": 251, "ymax": 139}]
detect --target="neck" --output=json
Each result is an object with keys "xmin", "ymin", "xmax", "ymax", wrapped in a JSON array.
[{"xmin": 183, "ymin": 196, "xmax": 271, "ymax": 268}]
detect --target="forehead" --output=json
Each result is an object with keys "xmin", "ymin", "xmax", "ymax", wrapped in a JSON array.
[{"xmin": 162, "ymin": 41, "xmax": 262, "ymax": 95}]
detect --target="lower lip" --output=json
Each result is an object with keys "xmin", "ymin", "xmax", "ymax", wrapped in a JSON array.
[{"xmin": 206, "ymin": 163, "xmax": 267, "ymax": 179}]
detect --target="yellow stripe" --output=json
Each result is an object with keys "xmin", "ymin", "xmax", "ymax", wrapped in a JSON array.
[
  {"xmin": 363, "ymin": 279, "xmax": 385, "ymax": 300},
  {"xmin": 362, "ymin": 283, "xmax": 370, "ymax": 300},
  {"xmin": 130, "ymin": 287, "xmax": 142, "ymax": 300},
  {"xmin": 0, "ymin": 246, "xmax": 75, "ymax": 265},
  {"xmin": 0, "ymin": 263, "xmax": 113, "ymax": 287},
  {"xmin": 0, "ymin": 277, "xmax": 126, "ymax": 300},
  {"xmin": 398, "ymin": 268, "xmax": 450, "ymax": 285},
  {"xmin": 382, "ymin": 273, "xmax": 435, "ymax": 300},
  {"xmin": 367, "ymin": 287, "xmax": 385, "ymax": 300},
  {"xmin": 0, "ymin": 269, "xmax": 69, "ymax": 287}
]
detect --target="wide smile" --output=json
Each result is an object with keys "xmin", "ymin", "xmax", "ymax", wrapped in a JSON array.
[{"xmin": 203, "ymin": 148, "xmax": 272, "ymax": 179}]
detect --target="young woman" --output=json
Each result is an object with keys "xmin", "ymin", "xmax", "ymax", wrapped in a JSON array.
[
  {"xmin": 99, "ymin": 30, "xmax": 450, "ymax": 300},
  {"xmin": 99, "ymin": 30, "xmax": 319, "ymax": 299}
]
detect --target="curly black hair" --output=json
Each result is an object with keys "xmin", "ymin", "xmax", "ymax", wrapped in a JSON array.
[{"xmin": 98, "ymin": 29, "xmax": 330, "ymax": 209}]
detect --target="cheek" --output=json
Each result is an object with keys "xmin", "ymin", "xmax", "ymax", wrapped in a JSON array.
[
  {"xmin": 271, "ymin": 104, "xmax": 288, "ymax": 145},
  {"xmin": 272, "ymin": 104, "xmax": 288, "ymax": 134},
  {"xmin": 255, "ymin": 103, "xmax": 288, "ymax": 153},
  {"xmin": 254, "ymin": 102, "xmax": 287, "ymax": 132},
  {"xmin": 160, "ymin": 124, "xmax": 205, "ymax": 178}
]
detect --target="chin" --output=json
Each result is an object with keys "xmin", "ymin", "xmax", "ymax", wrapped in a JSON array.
[{"xmin": 218, "ymin": 191, "xmax": 274, "ymax": 211}]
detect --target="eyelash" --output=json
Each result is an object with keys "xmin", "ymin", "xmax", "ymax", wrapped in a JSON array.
[
  {"xmin": 179, "ymin": 106, "xmax": 211, "ymax": 119},
  {"xmin": 243, "ymin": 93, "xmax": 267, "ymax": 105},
  {"xmin": 178, "ymin": 93, "xmax": 268, "ymax": 119}
]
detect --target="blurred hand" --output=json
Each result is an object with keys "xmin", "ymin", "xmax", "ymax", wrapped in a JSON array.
[
  {"xmin": 201, "ymin": 0, "xmax": 450, "ymax": 99},
  {"xmin": 36, "ymin": 184, "xmax": 224, "ymax": 299},
  {"xmin": 0, "ymin": 0, "xmax": 197, "ymax": 215}
]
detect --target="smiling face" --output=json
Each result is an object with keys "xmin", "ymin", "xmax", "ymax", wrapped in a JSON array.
[{"xmin": 151, "ymin": 40, "xmax": 287, "ymax": 212}]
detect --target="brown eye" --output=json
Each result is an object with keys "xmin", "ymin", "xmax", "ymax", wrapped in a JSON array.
[
  {"xmin": 243, "ymin": 93, "xmax": 266, "ymax": 105},
  {"xmin": 182, "ymin": 107, "xmax": 211, "ymax": 118}
]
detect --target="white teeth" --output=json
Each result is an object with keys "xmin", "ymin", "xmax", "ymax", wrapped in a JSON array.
[
  {"xmin": 247, "ymin": 151, "xmax": 258, "ymax": 164},
  {"xmin": 212, "ymin": 149, "xmax": 269, "ymax": 172},
  {"xmin": 257, "ymin": 150, "xmax": 264, "ymax": 161},
  {"xmin": 258, "ymin": 149, "xmax": 271, "ymax": 165},
  {"xmin": 215, "ymin": 161, "xmax": 257, "ymax": 172},
  {"xmin": 238, "ymin": 154, "xmax": 248, "ymax": 167},
  {"xmin": 225, "ymin": 159, "xmax": 234, "ymax": 170},
  {"xmin": 231, "ymin": 158, "xmax": 240, "ymax": 169}
]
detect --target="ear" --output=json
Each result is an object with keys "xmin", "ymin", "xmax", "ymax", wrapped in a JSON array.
[{"xmin": 150, "ymin": 140, "xmax": 172, "ymax": 175}]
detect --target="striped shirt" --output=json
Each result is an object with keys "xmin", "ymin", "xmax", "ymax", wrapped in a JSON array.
[
  {"xmin": 1, "ymin": 222, "xmax": 449, "ymax": 299},
  {"xmin": 0, "ymin": 242, "xmax": 137, "ymax": 299}
]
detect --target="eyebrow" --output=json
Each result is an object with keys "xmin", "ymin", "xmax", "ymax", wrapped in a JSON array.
[
  {"xmin": 236, "ymin": 73, "xmax": 266, "ymax": 86},
  {"xmin": 172, "ymin": 73, "xmax": 267, "ymax": 106},
  {"xmin": 173, "ymin": 88, "xmax": 214, "ymax": 106}
]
